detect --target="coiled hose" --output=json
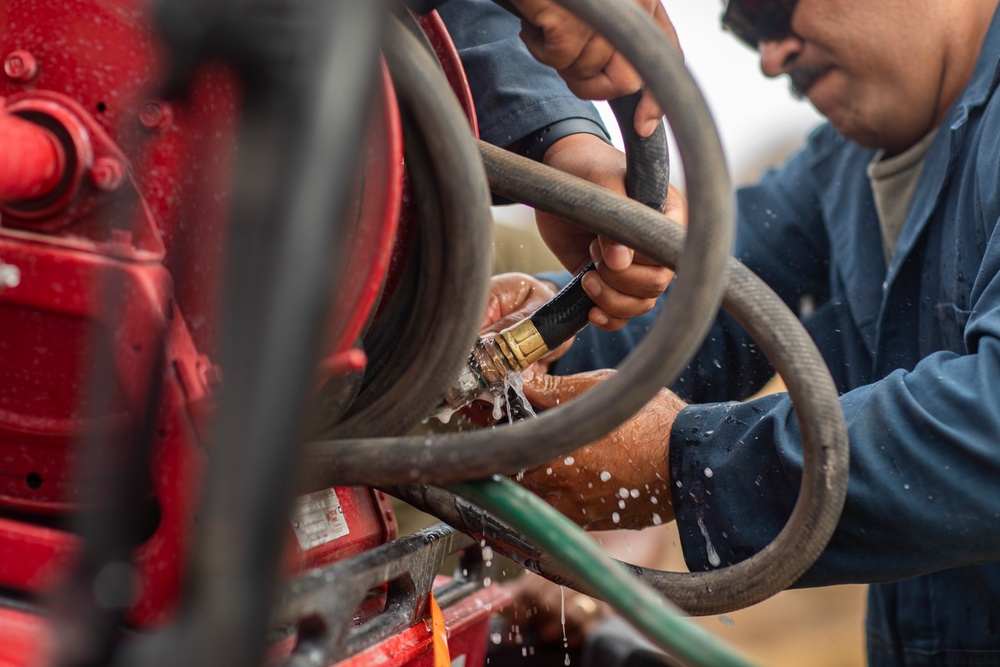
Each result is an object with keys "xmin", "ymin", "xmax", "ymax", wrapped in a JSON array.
[
  {"xmin": 325, "ymin": 15, "xmax": 495, "ymax": 438},
  {"xmin": 305, "ymin": 0, "xmax": 847, "ymax": 625},
  {"xmin": 391, "ymin": 144, "xmax": 849, "ymax": 617},
  {"xmin": 303, "ymin": 0, "xmax": 734, "ymax": 486}
]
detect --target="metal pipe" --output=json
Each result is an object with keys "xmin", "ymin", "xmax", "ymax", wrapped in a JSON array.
[{"xmin": 0, "ymin": 111, "xmax": 65, "ymax": 203}]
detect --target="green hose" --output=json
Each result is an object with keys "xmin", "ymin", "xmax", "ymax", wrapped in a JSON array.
[{"xmin": 445, "ymin": 476, "xmax": 758, "ymax": 667}]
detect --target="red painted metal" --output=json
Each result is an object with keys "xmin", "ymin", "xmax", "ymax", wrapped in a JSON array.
[
  {"xmin": 375, "ymin": 10, "xmax": 478, "ymax": 320},
  {"xmin": 0, "ymin": 1, "xmax": 496, "ymax": 665},
  {"xmin": 0, "ymin": 109, "xmax": 64, "ymax": 202},
  {"xmin": 417, "ymin": 11, "xmax": 479, "ymax": 135},
  {"xmin": 324, "ymin": 59, "xmax": 404, "ymax": 360},
  {"xmin": 0, "ymin": 607, "xmax": 53, "ymax": 667},
  {"xmin": 0, "ymin": 0, "xmax": 404, "ymax": 629},
  {"xmin": 336, "ymin": 578, "xmax": 510, "ymax": 667}
]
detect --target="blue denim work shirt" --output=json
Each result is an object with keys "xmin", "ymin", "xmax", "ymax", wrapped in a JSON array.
[
  {"xmin": 545, "ymin": 9, "xmax": 1000, "ymax": 666},
  {"xmin": 442, "ymin": 0, "xmax": 1000, "ymax": 663}
]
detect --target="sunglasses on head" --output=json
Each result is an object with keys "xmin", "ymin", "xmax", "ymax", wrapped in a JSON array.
[{"xmin": 722, "ymin": 0, "xmax": 799, "ymax": 49}]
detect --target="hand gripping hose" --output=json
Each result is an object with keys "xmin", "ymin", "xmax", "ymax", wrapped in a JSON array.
[
  {"xmin": 307, "ymin": 0, "xmax": 847, "ymax": 621},
  {"xmin": 304, "ymin": 0, "xmax": 734, "ymax": 485},
  {"xmin": 529, "ymin": 89, "xmax": 671, "ymax": 347},
  {"xmin": 395, "ymin": 142, "xmax": 849, "ymax": 616},
  {"xmin": 440, "ymin": 89, "xmax": 669, "ymax": 416}
]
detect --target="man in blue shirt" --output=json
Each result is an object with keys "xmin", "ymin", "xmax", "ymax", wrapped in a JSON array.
[{"xmin": 467, "ymin": 0, "xmax": 1000, "ymax": 663}]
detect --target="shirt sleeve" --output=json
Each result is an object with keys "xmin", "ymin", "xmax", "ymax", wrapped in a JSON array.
[
  {"xmin": 436, "ymin": 0, "xmax": 606, "ymax": 148},
  {"xmin": 670, "ymin": 139, "xmax": 1000, "ymax": 587}
]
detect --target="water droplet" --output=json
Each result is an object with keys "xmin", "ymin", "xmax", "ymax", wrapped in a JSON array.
[
  {"xmin": 491, "ymin": 632, "xmax": 502, "ymax": 644},
  {"xmin": 719, "ymin": 615, "xmax": 735, "ymax": 627},
  {"xmin": 652, "ymin": 513, "xmax": 663, "ymax": 525},
  {"xmin": 704, "ymin": 468, "xmax": 713, "ymax": 478},
  {"xmin": 564, "ymin": 456, "xmax": 575, "ymax": 466},
  {"xmin": 618, "ymin": 487, "xmax": 629, "ymax": 499},
  {"xmin": 611, "ymin": 512, "xmax": 621, "ymax": 524},
  {"xmin": 618, "ymin": 500, "xmax": 626, "ymax": 509},
  {"xmin": 599, "ymin": 471, "xmax": 612, "ymax": 482},
  {"xmin": 697, "ymin": 516, "xmax": 721, "ymax": 567},
  {"xmin": 629, "ymin": 488, "xmax": 640, "ymax": 498}
]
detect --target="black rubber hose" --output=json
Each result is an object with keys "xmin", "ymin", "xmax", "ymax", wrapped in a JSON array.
[
  {"xmin": 302, "ymin": 0, "xmax": 735, "ymax": 487},
  {"xmin": 609, "ymin": 89, "xmax": 670, "ymax": 212},
  {"xmin": 137, "ymin": 3, "xmax": 390, "ymax": 667},
  {"xmin": 322, "ymin": 15, "xmax": 495, "ymax": 438},
  {"xmin": 527, "ymin": 90, "xmax": 669, "ymax": 355},
  {"xmin": 527, "ymin": 260, "xmax": 600, "ymax": 348},
  {"xmin": 388, "ymin": 217, "xmax": 849, "ymax": 615}
]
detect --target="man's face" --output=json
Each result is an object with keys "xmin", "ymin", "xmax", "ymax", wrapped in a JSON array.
[{"xmin": 736, "ymin": 0, "xmax": 959, "ymax": 152}]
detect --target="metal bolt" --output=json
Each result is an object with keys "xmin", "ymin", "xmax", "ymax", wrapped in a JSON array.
[
  {"xmin": 4, "ymin": 50, "xmax": 38, "ymax": 83},
  {"xmin": 90, "ymin": 157, "xmax": 125, "ymax": 192},
  {"xmin": 139, "ymin": 101, "xmax": 172, "ymax": 133}
]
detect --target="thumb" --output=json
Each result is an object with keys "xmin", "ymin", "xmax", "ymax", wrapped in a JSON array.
[{"xmin": 522, "ymin": 369, "xmax": 616, "ymax": 410}]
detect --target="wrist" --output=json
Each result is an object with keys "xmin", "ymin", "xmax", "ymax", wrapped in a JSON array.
[{"xmin": 516, "ymin": 117, "xmax": 609, "ymax": 163}]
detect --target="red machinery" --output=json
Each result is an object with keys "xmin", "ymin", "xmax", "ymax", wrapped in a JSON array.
[{"xmin": 0, "ymin": 1, "xmax": 503, "ymax": 665}]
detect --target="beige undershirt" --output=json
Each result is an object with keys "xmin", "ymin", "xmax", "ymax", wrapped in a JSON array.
[{"xmin": 866, "ymin": 130, "xmax": 938, "ymax": 266}]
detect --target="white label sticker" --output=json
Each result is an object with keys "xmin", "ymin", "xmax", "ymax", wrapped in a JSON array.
[{"xmin": 290, "ymin": 488, "xmax": 350, "ymax": 550}]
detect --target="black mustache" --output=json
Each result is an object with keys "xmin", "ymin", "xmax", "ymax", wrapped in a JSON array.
[{"xmin": 788, "ymin": 64, "xmax": 833, "ymax": 99}]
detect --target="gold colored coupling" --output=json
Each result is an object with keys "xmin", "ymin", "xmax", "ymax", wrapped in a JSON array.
[{"xmin": 495, "ymin": 319, "xmax": 549, "ymax": 371}]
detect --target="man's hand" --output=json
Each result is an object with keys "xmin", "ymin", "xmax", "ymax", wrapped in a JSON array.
[
  {"xmin": 539, "ymin": 133, "xmax": 686, "ymax": 331},
  {"xmin": 517, "ymin": 368, "xmax": 686, "ymax": 529},
  {"xmin": 510, "ymin": 0, "xmax": 681, "ymax": 137},
  {"xmin": 479, "ymin": 272, "xmax": 572, "ymax": 371}
]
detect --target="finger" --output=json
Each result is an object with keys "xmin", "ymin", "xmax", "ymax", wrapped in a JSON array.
[
  {"xmin": 635, "ymin": 87, "xmax": 665, "ymax": 138},
  {"xmin": 596, "ymin": 235, "xmax": 634, "ymax": 271},
  {"xmin": 596, "ymin": 51, "xmax": 643, "ymax": 96},
  {"xmin": 599, "ymin": 259, "xmax": 673, "ymax": 298},
  {"xmin": 564, "ymin": 32, "xmax": 615, "ymax": 80},
  {"xmin": 560, "ymin": 68, "xmax": 636, "ymax": 101},
  {"xmin": 582, "ymin": 268, "xmax": 660, "ymax": 312},
  {"xmin": 587, "ymin": 306, "xmax": 629, "ymax": 332},
  {"xmin": 521, "ymin": 369, "xmax": 614, "ymax": 408},
  {"xmin": 519, "ymin": 12, "xmax": 595, "ymax": 72}
]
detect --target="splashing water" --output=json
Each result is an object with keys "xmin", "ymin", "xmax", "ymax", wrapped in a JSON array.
[
  {"xmin": 697, "ymin": 516, "xmax": 722, "ymax": 567},
  {"xmin": 560, "ymin": 586, "xmax": 570, "ymax": 666},
  {"xmin": 503, "ymin": 369, "xmax": 536, "ymax": 419}
]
